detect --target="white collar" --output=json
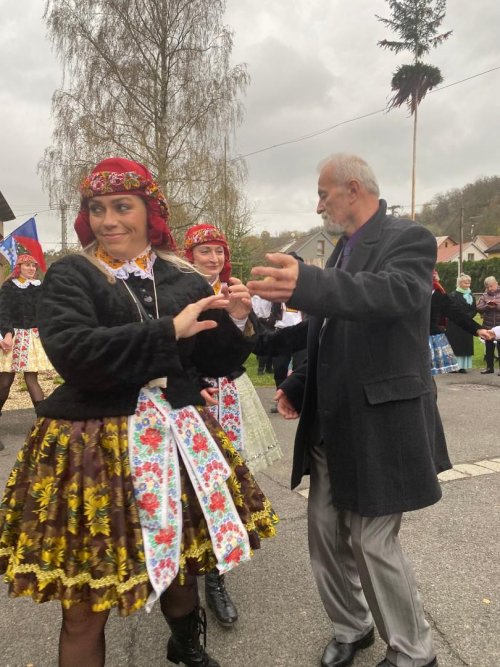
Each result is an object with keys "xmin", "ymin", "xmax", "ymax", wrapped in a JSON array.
[
  {"xmin": 96, "ymin": 246, "xmax": 156, "ymax": 280},
  {"xmin": 12, "ymin": 279, "xmax": 41, "ymax": 289}
]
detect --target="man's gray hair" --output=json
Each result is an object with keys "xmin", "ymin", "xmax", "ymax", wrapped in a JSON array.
[{"xmin": 318, "ymin": 153, "xmax": 380, "ymax": 196}]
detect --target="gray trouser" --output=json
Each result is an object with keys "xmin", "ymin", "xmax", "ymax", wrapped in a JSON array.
[{"xmin": 308, "ymin": 440, "xmax": 435, "ymax": 667}]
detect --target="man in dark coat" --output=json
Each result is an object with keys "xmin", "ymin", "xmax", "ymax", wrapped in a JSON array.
[{"xmin": 248, "ymin": 153, "xmax": 450, "ymax": 667}]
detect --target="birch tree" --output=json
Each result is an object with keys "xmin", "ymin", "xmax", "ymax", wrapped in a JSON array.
[{"xmin": 39, "ymin": 0, "xmax": 250, "ymax": 235}]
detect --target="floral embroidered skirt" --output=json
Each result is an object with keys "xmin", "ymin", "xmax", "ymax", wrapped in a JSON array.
[
  {"xmin": 0, "ymin": 409, "xmax": 278, "ymax": 616},
  {"xmin": 0, "ymin": 328, "xmax": 53, "ymax": 373}
]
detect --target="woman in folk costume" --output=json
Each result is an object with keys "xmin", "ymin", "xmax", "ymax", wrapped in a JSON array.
[
  {"xmin": 183, "ymin": 223, "xmax": 282, "ymax": 628},
  {"xmin": 429, "ymin": 269, "xmax": 489, "ymax": 375},
  {"xmin": 0, "ymin": 158, "xmax": 278, "ymax": 667},
  {"xmin": 0, "ymin": 254, "xmax": 52, "ymax": 438}
]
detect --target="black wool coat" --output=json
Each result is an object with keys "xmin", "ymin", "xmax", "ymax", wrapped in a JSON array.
[
  {"xmin": 281, "ymin": 201, "xmax": 451, "ymax": 517},
  {"xmin": 36, "ymin": 254, "xmax": 254, "ymax": 420},
  {"xmin": 0, "ymin": 281, "xmax": 41, "ymax": 335},
  {"xmin": 432, "ymin": 290, "xmax": 478, "ymax": 357}
]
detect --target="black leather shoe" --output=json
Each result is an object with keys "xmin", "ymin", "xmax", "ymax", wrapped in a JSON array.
[
  {"xmin": 205, "ymin": 570, "xmax": 238, "ymax": 627},
  {"xmin": 481, "ymin": 368, "xmax": 494, "ymax": 374},
  {"xmin": 376, "ymin": 658, "xmax": 437, "ymax": 667},
  {"xmin": 321, "ymin": 627, "xmax": 374, "ymax": 667}
]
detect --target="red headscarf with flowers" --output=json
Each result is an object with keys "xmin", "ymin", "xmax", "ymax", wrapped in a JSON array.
[
  {"xmin": 74, "ymin": 157, "xmax": 176, "ymax": 252},
  {"xmin": 6, "ymin": 254, "xmax": 39, "ymax": 282},
  {"xmin": 183, "ymin": 223, "xmax": 232, "ymax": 282}
]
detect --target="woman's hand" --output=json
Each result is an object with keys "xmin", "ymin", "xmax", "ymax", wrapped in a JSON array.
[
  {"xmin": 173, "ymin": 294, "xmax": 230, "ymax": 340},
  {"xmin": 200, "ymin": 386, "xmax": 219, "ymax": 406},
  {"xmin": 0, "ymin": 333, "xmax": 13, "ymax": 353},
  {"xmin": 478, "ymin": 328, "xmax": 495, "ymax": 341},
  {"xmin": 222, "ymin": 277, "xmax": 252, "ymax": 320}
]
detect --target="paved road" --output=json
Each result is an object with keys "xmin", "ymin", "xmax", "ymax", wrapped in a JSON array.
[{"xmin": 0, "ymin": 371, "xmax": 499, "ymax": 666}]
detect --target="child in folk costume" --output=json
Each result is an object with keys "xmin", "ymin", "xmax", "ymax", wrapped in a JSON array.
[
  {"xmin": 0, "ymin": 254, "xmax": 52, "ymax": 444},
  {"xmin": 0, "ymin": 158, "xmax": 277, "ymax": 667},
  {"xmin": 184, "ymin": 223, "xmax": 283, "ymax": 628}
]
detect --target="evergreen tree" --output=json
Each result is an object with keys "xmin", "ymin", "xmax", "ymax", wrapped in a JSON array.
[{"xmin": 377, "ymin": 0, "xmax": 452, "ymax": 218}]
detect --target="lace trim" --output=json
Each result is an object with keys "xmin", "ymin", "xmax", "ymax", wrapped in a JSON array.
[
  {"xmin": 1, "ymin": 556, "xmax": 149, "ymax": 593},
  {"xmin": 95, "ymin": 245, "xmax": 155, "ymax": 280},
  {"xmin": 12, "ymin": 279, "xmax": 41, "ymax": 289}
]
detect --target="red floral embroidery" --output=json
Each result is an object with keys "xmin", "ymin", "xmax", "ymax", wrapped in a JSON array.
[
  {"xmin": 192, "ymin": 433, "xmax": 208, "ymax": 453},
  {"xmin": 223, "ymin": 394, "xmax": 236, "ymax": 407},
  {"xmin": 225, "ymin": 546, "xmax": 244, "ymax": 564},
  {"xmin": 225, "ymin": 430, "xmax": 237, "ymax": 442},
  {"xmin": 155, "ymin": 527, "xmax": 175, "ymax": 546},
  {"xmin": 138, "ymin": 492, "xmax": 160, "ymax": 516},
  {"xmin": 140, "ymin": 428, "xmax": 162, "ymax": 450},
  {"xmin": 209, "ymin": 491, "xmax": 226, "ymax": 512}
]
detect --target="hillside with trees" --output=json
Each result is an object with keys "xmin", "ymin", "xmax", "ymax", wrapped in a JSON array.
[{"xmin": 418, "ymin": 175, "xmax": 500, "ymax": 240}]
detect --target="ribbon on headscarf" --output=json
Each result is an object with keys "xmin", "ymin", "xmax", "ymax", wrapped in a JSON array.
[{"xmin": 128, "ymin": 386, "xmax": 251, "ymax": 611}]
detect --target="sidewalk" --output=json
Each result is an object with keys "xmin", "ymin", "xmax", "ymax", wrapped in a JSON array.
[{"xmin": 0, "ymin": 371, "xmax": 499, "ymax": 666}]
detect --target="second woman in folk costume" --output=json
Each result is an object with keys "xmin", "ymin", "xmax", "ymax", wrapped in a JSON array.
[
  {"xmin": 184, "ymin": 223, "xmax": 283, "ymax": 628},
  {"xmin": 0, "ymin": 254, "xmax": 53, "ymax": 448},
  {"xmin": 0, "ymin": 158, "xmax": 277, "ymax": 667},
  {"xmin": 429, "ymin": 269, "xmax": 490, "ymax": 376}
]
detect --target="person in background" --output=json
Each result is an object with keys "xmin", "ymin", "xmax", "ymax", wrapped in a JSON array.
[
  {"xmin": 184, "ymin": 223, "xmax": 282, "ymax": 629},
  {"xmin": 0, "ymin": 254, "xmax": 53, "ymax": 450},
  {"xmin": 0, "ymin": 158, "xmax": 278, "ymax": 667},
  {"xmin": 476, "ymin": 276, "xmax": 500, "ymax": 374},
  {"xmin": 248, "ymin": 152, "xmax": 452, "ymax": 667},
  {"xmin": 429, "ymin": 270, "xmax": 490, "ymax": 377},
  {"xmin": 251, "ymin": 293, "xmax": 275, "ymax": 375},
  {"xmin": 445, "ymin": 274, "xmax": 477, "ymax": 373}
]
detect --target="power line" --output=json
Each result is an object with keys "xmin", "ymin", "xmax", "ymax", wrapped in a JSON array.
[{"xmin": 232, "ymin": 64, "xmax": 500, "ymax": 162}]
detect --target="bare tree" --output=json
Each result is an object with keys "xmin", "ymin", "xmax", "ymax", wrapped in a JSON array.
[
  {"xmin": 39, "ymin": 0, "xmax": 250, "ymax": 234},
  {"xmin": 377, "ymin": 0, "xmax": 452, "ymax": 219}
]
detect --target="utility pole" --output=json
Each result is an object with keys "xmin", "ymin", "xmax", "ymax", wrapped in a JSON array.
[
  {"xmin": 459, "ymin": 204, "xmax": 464, "ymax": 276},
  {"xmin": 60, "ymin": 201, "xmax": 68, "ymax": 252}
]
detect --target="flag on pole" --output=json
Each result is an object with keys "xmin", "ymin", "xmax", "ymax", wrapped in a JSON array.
[
  {"xmin": 0, "ymin": 234, "xmax": 18, "ymax": 270},
  {"xmin": 0, "ymin": 218, "xmax": 47, "ymax": 272}
]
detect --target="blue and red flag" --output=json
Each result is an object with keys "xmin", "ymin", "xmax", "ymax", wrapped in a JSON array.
[{"xmin": 0, "ymin": 218, "xmax": 46, "ymax": 272}]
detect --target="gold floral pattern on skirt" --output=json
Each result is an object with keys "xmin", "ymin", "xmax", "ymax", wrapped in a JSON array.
[{"xmin": 0, "ymin": 408, "xmax": 278, "ymax": 616}]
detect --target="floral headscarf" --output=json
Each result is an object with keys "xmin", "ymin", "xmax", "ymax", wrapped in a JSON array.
[
  {"xmin": 5, "ymin": 254, "xmax": 39, "ymax": 282},
  {"xmin": 74, "ymin": 157, "xmax": 176, "ymax": 252},
  {"xmin": 183, "ymin": 223, "xmax": 231, "ymax": 282}
]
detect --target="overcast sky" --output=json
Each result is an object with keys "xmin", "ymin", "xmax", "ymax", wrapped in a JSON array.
[{"xmin": 1, "ymin": 0, "xmax": 499, "ymax": 251}]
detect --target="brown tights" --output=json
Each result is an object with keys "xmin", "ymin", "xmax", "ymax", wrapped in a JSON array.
[
  {"xmin": 58, "ymin": 575, "xmax": 198, "ymax": 665},
  {"xmin": 59, "ymin": 604, "xmax": 110, "ymax": 667},
  {"xmin": 160, "ymin": 573, "xmax": 199, "ymax": 620}
]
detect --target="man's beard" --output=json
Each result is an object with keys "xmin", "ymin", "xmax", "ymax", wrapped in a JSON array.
[{"xmin": 321, "ymin": 213, "xmax": 344, "ymax": 235}]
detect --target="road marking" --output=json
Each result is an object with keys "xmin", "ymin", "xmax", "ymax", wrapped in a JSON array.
[{"xmin": 296, "ymin": 456, "xmax": 500, "ymax": 499}]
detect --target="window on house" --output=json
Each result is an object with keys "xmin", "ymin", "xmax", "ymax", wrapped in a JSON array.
[
  {"xmin": 467, "ymin": 253, "xmax": 474, "ymax": 261},
  {"xmin": 317, "ymin": 240, "xmax": 325, "ymax": 255}
]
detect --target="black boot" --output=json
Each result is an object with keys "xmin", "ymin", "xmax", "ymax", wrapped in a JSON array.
[
  {"xmin": 166, "ymin": 607, "xmax": 220, "ymax": 666},
  {"xmin": 205, "ymin": 570, "xmax": 238, "ymax": 627}
]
